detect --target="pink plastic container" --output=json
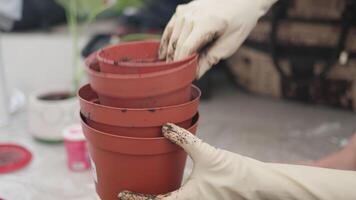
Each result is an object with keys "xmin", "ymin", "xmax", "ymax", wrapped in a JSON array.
[{"xmin": 62, "ymin": 125, "xmax": 90, "ymax": 171}]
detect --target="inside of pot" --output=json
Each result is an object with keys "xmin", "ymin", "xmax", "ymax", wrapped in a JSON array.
[
  {"xmin": 80, "ymin": 112, "xmax": 199, "ymax": 138},
  {"xmin": 115, "ymin": 57, "xmax": 163, "ymax": 64},
  {"xmin": 99, "ymin": 41, "xmax": 173, "ymax": 66}
]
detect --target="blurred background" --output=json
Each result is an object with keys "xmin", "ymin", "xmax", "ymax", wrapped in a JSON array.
[{"xmin": 0, "ymin": 0, "xmax": 356, "ymax": 199}]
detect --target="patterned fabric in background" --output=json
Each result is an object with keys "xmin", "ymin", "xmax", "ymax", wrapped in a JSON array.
[{"xmin": 228, "ymin": 0, "xmax": 356, "ymax": 111}]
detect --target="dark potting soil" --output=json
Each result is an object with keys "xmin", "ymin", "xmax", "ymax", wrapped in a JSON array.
[
  {"xmin": 116, "ymin": 57, "xmax": 164, "ymax": 64},
  {"xmin": 38, "ymin": 92, "xmax": 75, "ymax": 101}
]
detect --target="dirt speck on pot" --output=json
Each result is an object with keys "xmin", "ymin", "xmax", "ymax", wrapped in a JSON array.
[
  {"xmin": 120, "ymin": 57, "xmax": 131, "ymax": 62},
  {"xmin": 147, "ymin": 109, "xmax": 156, "ymax": 113},
  {"xmin": 121, "ymin": 109, "xmax": 127, "ymax": 113}
]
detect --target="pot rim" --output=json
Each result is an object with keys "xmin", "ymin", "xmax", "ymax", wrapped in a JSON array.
[
  {"xmin": 96, "ymin": 40, "xmax": 197, "ymax": 67},
  {"xmin": 86, "ymin": 52, "xmax": 198, "ymax": 80},
  {"xmin": 78, "ymin": 84, "xmax": 201, "ymax": 112},
  {"xmin": 78, "ymin": 84, "xmax": 200, "ymax": 127},
  {"xmin": 81, "ymin": 112, "xmax": 198, "ymax": 141}
]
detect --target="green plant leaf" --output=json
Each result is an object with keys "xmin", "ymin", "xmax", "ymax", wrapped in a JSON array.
[
  {"xmin": 54, "ymin": 0, "xmax": 146, "ymax": 93},
  {"xmin": 120, "ymin": 33, "xmax": 161, "ymax": 42},
  {"xmin": 114, "ymin": 0, "xmax": 143, "ymax": 13},
  {"xmin": 56, "ymin": 0, "xmax": 116, "ymax": 22}
]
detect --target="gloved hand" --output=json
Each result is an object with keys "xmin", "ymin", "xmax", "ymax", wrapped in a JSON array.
[
  {"xmin": 158, "ymin": 0, "xmax": 278, "ymax": 79},
  {"xmin": 119, "ymin": 123, "xmax": 356, "ymax": 200}
]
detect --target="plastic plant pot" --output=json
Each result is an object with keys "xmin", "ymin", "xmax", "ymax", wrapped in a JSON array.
[
  {"xmin": 86, "ymin": 51, "xmax": 198, "ymax": 108},
  {"xmin": 96, "ymin": 40, "xmax": 197, "ymax": 74},
  {"xmin": 78, "ymin": 84, "xmax": 200, "ymax": 138},
  {"xmin": 81, "ymin": 113, "xmax": 199, "ymax": 200}
]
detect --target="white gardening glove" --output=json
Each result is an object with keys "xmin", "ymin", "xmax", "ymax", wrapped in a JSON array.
[
  {"xmin": 159, "ymin": 0, "xmax": 277, "ymax": 79},
  {"xmin": 119, "ymin": 123, "xmax": 356, "ymax": 200}
]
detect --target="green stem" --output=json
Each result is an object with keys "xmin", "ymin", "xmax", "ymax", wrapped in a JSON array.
[{"xmin": 68, "ymin": 0, "xmax": 81, "ymax": 94}]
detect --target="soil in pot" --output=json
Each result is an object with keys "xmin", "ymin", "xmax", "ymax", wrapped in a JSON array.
[
  {"xmin": 81, "ymin": 113, "xmax": 199, "ymax": 200},
  {"xmin": 78, "ymin": 84, "xmax": 201, "ymax": 138},
  {"xmin": 96, "ymin": 40, "xmax": 197, "ymax": 74},
  {"xmin": 86, "ymin": 52, "xmax": 198, "ymax": 108}
]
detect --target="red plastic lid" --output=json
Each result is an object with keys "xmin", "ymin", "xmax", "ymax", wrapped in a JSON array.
[{"xmin": 0, "ymin": 144, "xmax": 32, "ymax": 174}]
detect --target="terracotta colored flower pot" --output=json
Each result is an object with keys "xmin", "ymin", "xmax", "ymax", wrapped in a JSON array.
[
  {"xmin": 81, "ymin": 113, "xmax": 199, "ymax": 200},
  {"xmin": 86, "ymin": 51, "xmax": 198, "ymax": 108},
  {"xmin": 96, "ymin": 40, "xmax": 197, "ymax": 74},
  {"xmin": 78, "ymin": 84, "xmax": 200, "ymax": 137}
]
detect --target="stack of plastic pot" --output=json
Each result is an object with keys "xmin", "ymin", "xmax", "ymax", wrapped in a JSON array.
[{"xmin": 79, "ymin": 40, "xmax": 201, "ymax": 200}]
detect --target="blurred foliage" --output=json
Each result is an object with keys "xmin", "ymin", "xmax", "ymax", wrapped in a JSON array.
[
  {"xmin": 56, "ymin": 0, "xmax": 143, "ymax": 21},
  {"xmin": 114, "ymin": 0, "xmax": 143, "ymax": 13},
  {"xmin": 55, "ymin": 0, "xmax": 116, "ymax": 23},
  {"xmin": 55, "ymin": 0, "xmax": 116, "ymax": 92},
  {"xmin": 120, "ymin": 33, "xmax": 161, "ymax": 42},
  {"xmin": 54, "ymin": 0, "xmax": 144, "ymax": 92}
]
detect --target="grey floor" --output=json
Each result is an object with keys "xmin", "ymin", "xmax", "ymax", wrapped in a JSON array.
[
  {"xmin": 199, "ymin": 78, "xmax": 356, "ymax": 162},
  {"xmin": 1, "ymin": 29, "xmax": 356, "ymax": 200}
]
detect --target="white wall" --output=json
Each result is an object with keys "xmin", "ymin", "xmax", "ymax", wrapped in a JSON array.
[{"xmin": 1, "ymin": 33, "xmax": 87, "ymax": 95}]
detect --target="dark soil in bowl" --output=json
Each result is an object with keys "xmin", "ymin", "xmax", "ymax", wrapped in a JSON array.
[{"xmin": 38, "ymin": 92, "xmax": 74, "ymax": 101}]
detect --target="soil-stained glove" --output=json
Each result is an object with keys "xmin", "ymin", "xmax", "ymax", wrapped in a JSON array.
[
  {"xmin": 119, "ymin": 123, "xmax": 356, "ymax": 200},
  {"xmin": 159, "ymin": 0, "xmax": 277, "ymax": 79}
]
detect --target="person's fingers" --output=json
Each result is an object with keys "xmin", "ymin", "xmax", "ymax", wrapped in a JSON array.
[
  {"xmin": 118, "ymin": 181, "xmax": 197, "ymax": 200},
  {"xmin": 159, "ymin": 15, "xmax": 176, "ymax": 60},
  {"xmin": 162, "ymin": 123, "xmax": 201, "ymax": 158},
  {"xmin": 162, "ymin": 123, "xmax": 215, "ymax": 161},
  {"xmin": 118, "ymin": 190, "xmax": 159, "ymax": 200},
  {"xmin": 196, "ymin": 55, "xmax": 211, "ymax": 79},
  {"xmin": 176, "ymin": 18, "xmax": 227, "ymax": 64},
  {"xmin": 196, "ymin": 28, "xmax": 248, "ymax": 79},
  {"xmin": 166, "ymin": 17, "xmax": 184, "ymax": 61},
  {"xmin": 174, "ymin": 18, "xmax": 193, "ymax": 60},
  {"xmin": 196, "ymin": 46, "xmax": 223, "ymax": 79}
]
